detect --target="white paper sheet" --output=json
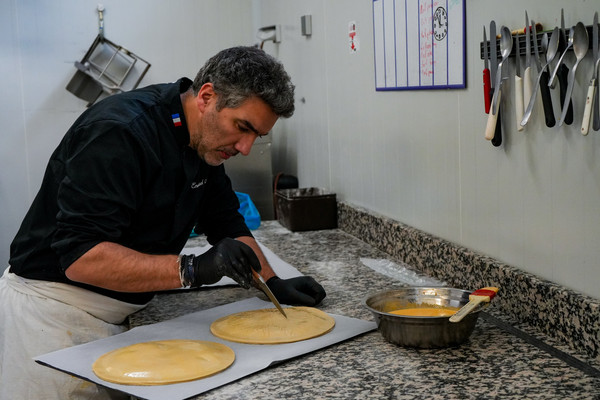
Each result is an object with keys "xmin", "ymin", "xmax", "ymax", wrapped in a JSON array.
[
  {"xmin": 183, "ymin": 242, "xmax": 304, "ymax": 286},
  {"xmin": 35, "ymin": 298, "xmax": 376, "ymax": 400}
]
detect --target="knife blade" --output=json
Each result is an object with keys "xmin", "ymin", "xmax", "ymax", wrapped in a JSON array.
[
  {"xmin": 515, "ymin": 32, "xmax": 524, "ymax": 131},
  {"xmin": 592, "ymin": 12, "xmax": 600, "ymax": 131},
  {"xmin": 490, "ymin": 21, "xmax": 497, "ymax": 89},
  {"xmin": 483, "ymin": 26, "xmax": 491, "ymax": 114},
  {"xmin": 523, "ymin": 11, "xmax": 533, "ymax": 109},
  {"xmin": 253, "ymin": 271, "xmax": 287, "ymax": 318}
]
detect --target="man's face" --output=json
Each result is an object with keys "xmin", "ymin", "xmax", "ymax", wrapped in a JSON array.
[{"xmin": 189, "ymin": 85, "xmax": 278, "ymax": 166}]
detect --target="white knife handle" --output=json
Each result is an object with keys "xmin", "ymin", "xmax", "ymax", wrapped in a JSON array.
[
  {"xmin": 581, "ymin": 80, "xmax": 596, "ymax": 136},
  {"xmin": 515, "ymin": 75, "xmax": 524, "ymax": 132},
  {"xmin": 523, "ymin": 67, "xmax": 533, "ymax": 114},
  {"xmin": 485, "ymin": 89, "xmax": 501, "ymax": 140}
]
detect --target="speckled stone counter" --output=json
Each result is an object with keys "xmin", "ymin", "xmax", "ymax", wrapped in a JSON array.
[{"xmin": 129, "ymin": 218, "xmax": 600, "ymax": 399}]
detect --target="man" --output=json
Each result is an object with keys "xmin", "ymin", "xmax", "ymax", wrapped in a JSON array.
[{"xmin": 0, "ymin": 46, "xmax": 326, "ymax": 399}]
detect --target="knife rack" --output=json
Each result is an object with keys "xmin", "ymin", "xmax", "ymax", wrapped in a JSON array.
[{"xmin": 480, "ymin": 24, "xmax": 597, "ymax": 60}]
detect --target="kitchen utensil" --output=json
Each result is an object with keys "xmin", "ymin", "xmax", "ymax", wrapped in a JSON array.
[
  {"xmin": 485, "ymin": 26, "xmax": 511, "ymax": 143},
  {"xmin": 550, "ymin": 26, "xmax": 574, "ymax": 88},
  {"xmin": 582, "ymin": 56, "xmax": 600, "ymax": 135},
  {"xmin": 252, "ymin": 270, "xmax": 287, "ymax": 318},
  {"xmin": 559, "ymin": 22, "xmax": 589, "ymax": 126},
  {"xmin": 492, "ymin": 26, "xmax": 513, "ymax": 146},
  {"xmin": 515, "ymin": 32, "xmax": 525, "ymax": 131},
  {"xmin": 364, "ymin": 287, "xmax": 485, "ymax": 348},
  {"xmin": 483, "ymin": 26, "xmax": 492, "ymax": 114},
  {"xmin": 488, "ymin": 21, "xmax": 502, "ymax": 145},
  {"xmin": 521, "ymin": 26, "xmax": 559, "ymax": 127},
  {"xmin": 534, "ymin": 24, "xmax": 557, "ymax": 127},
  {"xmin": 449, "ymin": 287, "xmax": 499, "ymax": 323},
  {"xmin": 592, "ymin": 12, "xmax": 600, "ymax": 131},
  {"xmin": 556, "ymin": 10, "xmax": 575, "ymax": 125},
  {"xmin": 523, "ymin": 11, "xmax": 533, "ymax": 108}
]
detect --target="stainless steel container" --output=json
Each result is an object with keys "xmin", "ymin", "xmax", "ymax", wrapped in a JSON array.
[{"xmin": 364, "ymin": 287, "xmax": 484, "ymax": 348}]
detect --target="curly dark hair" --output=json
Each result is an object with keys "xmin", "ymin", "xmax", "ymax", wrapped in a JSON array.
[{"xmin": 192, "ymin": 46, "xmax": 295, "ymax": 118}]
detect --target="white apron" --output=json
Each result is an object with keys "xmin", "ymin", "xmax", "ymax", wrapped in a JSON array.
[{"xmin": 0, "ymin": 268, "xmax": 147, "ymax": 400}]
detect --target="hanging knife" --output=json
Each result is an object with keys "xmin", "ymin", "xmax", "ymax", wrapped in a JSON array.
[
  {"xmin": 532, "ymin": 21, "xmax": 556, "ymax": 127},
  {"xmin": 484, "ymin": 21, "xmax": 499, "ymax": 141},
  {"xmin": 556, "ymin": 9, "xmax": 574, "ymax": 125},
  {"xmin": 483, "ymin": 26, "xmax": 491, "ymax": 114},
  {"xmin": 515, "ymin": 32, "xmax": 524, "ymax": 131},
  {"xmin": 523, "ymin": 11, "xmax": 533, "ymax": 109},
  {"xmin": 582, "ymin": 12, "xmax": 599, "ymax": 135},
  {"xmin": 593, "ymin": 12, "xmax": 600, "ymax": 131}
]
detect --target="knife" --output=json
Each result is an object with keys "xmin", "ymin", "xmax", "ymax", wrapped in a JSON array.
[
  {"xmin": 489, "ymin": 21, "xmax": 502, "ymax": 145},
  {"xmin": 582, "ymin": 12, "xmax": 599, "ymax": 135},
  {"xmin": 593, "ymin": 12, "xmax": 600, "ymax": 131},
  {"xmin": 532, "ymin": 21, "xmax": 556, "ymax": 127},
  {"xmin": 515, "ymin": 32, "xmax": 524, "ymax": 131},
  {"xmin": 556, "ymin": 9, "xmax": 574, "ymax": 125},
  {"xmin": 483, "ymin": 26, "xmax": 491, "ymax": 114},
  {"xmin": 523, "ymin": 11, "xmax": 533, "ymax": 109},
  {"xmin": 253, "ymin": 270, "xmax": 287, "ymax": 318}
]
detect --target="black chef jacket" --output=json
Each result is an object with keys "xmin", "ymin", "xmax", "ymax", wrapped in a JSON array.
[{"xmin": 9, "ymin": 78, "xmax": 252, "ymax": 304}]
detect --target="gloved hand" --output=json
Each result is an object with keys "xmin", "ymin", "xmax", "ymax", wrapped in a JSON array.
[
  {"xmin": 179, "ymin": 238, "xmax": 261, "ymax": 289},
  {"xmin": 266, "ymin": 276, "xmax": 326, "ymax": 306}
]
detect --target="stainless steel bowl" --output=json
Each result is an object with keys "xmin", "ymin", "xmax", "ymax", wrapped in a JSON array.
[{"xmin": 364, "ymin": 287, "xmax": 485, "ymax": 348}]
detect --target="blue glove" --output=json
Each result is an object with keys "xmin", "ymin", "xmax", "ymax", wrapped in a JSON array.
[{"xmin": 266, "ymin": 276, "xmax": 326, "ymax": 306}]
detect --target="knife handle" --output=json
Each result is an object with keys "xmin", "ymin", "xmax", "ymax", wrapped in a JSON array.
[
  {"xmin": 492, "ymin": 104, "xmax": 502, "ymax": 147},
  {"xmin": 483, "ymin": 69, "xmax": 491, "ymax": 114},
  {"xmin": 593, "ymin": 80, "xmax": 600, "ymax": 131},
  {"xmin": 523, "ymin": 67, "xmax": 533, "ymax": 113},
  {"xmin": 539, "ymin": 71, "xmax": 556, "ymax": 128},
  {"xmin": 581, "ymin": 81, "xmax": 595, "ymax": 136},
  {"xmin": 515, "ymin": 75, "xmax": 524, "ymax": 132},
  {"xmin": 485, "ymin": 89, "xmax": 501, "ymax": 141},
  {"xmin": 557, "ymin": 64, "xmax": 574, "ymax": 125}
]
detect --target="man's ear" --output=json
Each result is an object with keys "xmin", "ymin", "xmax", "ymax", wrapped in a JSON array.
[{"xmin": 196, "ymin": 83, "xmax": 215, "ymax": 112}]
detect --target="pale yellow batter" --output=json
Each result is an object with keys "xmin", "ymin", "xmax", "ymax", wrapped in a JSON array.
[
  {"xmin": 210, "ymin": 306, "xmax": 335, "ymax": 344},
  {"xmin": 92, "ymin": 339, "xmax": 235, "ymax": 385},
  {"xmin": 389, "ymin": 306, "xmax": 460, "ymax": 317}
]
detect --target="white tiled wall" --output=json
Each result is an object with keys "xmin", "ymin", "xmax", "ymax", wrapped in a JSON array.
[{"xmin": 3, "ymin": 0, "xmax": 600, "ymax": 300}]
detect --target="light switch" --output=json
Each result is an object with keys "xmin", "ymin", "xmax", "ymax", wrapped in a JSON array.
[{"xmin": 301, "ymin": 15, "xmax": 312, "ymax": 36}]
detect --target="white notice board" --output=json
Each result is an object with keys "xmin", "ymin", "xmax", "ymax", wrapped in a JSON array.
[{"xmin": 373, "ymin": 0, "xmax": 466, "ymax": 90}]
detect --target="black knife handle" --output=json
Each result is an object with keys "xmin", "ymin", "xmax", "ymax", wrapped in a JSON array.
[
  {"xmin": 492, "ymin": 102, "xmax": 502, "ymax": 147},
  {"xmin": 557, "ymin": 64, "xmax": 574, "ymax": 125},
  {"xmin": 539, "ymin": 71, "xmax": 556, "ymax": 128}
]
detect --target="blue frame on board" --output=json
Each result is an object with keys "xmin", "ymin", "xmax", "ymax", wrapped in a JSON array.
[{"xmin": 373, "ymin": 0, "xmax": 466, "ymax": 91}]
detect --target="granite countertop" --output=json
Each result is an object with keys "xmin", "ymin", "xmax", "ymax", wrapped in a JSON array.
[{"xmin": 129, "ymin": 221, "xmax": 600, "ymax": 399}]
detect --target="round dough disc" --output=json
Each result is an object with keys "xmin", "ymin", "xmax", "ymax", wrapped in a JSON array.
[
  {"xmin": 92, "ymin": 339, "xmax": 235, "ymax": 385},
  {"xmin": 210, "ymin": 306, "xmax": 335, "ymax": 344}
]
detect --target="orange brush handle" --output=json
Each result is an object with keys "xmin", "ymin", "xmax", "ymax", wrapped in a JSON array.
[{"xmin": 470, "ymin": 287, "xmax": 498, "ymax": 300}]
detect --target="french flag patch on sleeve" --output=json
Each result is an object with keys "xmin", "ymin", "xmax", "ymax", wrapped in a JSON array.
[{"xmin": 172, "ymin": 113, "xmax": 182, "ymax": 127}]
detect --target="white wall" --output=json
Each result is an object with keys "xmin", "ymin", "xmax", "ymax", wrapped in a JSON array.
[
  {"xmin": 256, "ymin": 0, "xmax": 600, "ymax": 300},
  {"xmin": 3, "ymin": 0, "xmax": 600, "ymax": 300},
  {"xmin": 0, "ymin": 0, "xmax": 255, "ymax": 268}
]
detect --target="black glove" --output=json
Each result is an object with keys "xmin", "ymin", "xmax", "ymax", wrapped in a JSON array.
[
  {"xmin": 266, "ymin": 276, "xmax": 326, "ymax": 306},
  {"xmin": 179, "ymin": 238, "xmax": 261, "ymax": 289}
]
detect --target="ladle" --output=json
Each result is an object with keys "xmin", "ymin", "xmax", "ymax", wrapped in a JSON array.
[
  {"xmin": 485, "ymin": 26, "xmax": 512, "ymax": 142},
  {"xmin": 521, "ymin": 28, "xmax": 559, "ymax": 126},
  {"xmin": 559, "ymin": 22, "xmax": 588, "ymax": 126},
  {"xmin": 549, "ymin": 27, "xmax": 574, "ymax": 88}
]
